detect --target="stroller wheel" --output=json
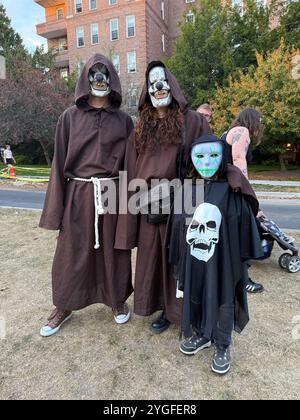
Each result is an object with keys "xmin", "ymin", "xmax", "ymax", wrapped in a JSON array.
[
  {"xmin": 287, "ymin": 256, "xmax": 300, "ymax": 273},
  {"xmin": 279, "ymin": 253, "xmax": 291, "ymax": 269}
]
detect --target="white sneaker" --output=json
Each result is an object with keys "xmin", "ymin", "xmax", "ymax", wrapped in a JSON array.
[
  {"xmin": 112, "ymin": 303, "xmax": 131, "ymax": 324},
  {"xmin": 40, "ymin": 308, "xmax": 72, "ymax": 337}
]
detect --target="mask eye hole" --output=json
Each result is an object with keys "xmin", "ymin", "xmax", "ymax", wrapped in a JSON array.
[
  {"xmin": 207, "ymin": 221, "xmax": 216, "ymax": 230},
  {"xmin": 211, "ymin": 153, "xmax": 219, "ymax": 158},
  {"xmin": 196, "ymin": 154, "xmax": 204, "ymax": 159},
  {"xmin": 190, "ymin": 222, "xmax": 199, "ymax": 231}
]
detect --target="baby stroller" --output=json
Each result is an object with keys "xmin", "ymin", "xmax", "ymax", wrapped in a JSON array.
[{"xmin": 257, "ymin": 215, "xmax": 300, "ymax": 273}]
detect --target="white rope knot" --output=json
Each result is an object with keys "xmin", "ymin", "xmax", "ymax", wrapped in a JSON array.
[{"xmin": 72, "ymin": 176, "xmax": 119, "ymax": 250}]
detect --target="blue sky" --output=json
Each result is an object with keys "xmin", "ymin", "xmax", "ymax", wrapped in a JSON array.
[{"xmin": 1, "ymin": 0, "xmax": 47, "ymax": 52}]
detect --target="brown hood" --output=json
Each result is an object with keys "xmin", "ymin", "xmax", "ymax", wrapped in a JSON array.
[
  {"xmin": 138, "ymin": 61, "xmax": 188, "ymax": 113},
  {"xmin": 75, "ymin": 54, "xmax": 122, "ymax": 108}
]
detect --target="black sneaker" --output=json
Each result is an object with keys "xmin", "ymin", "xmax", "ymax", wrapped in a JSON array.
[
  {"xmin": 150, "ymin": 312, "xmax": 171, "ymax": 334},
  {"xmin": 180, "ymin": 334, "xmax": 211, "ymax": 355},
  {"xmin": 246, "ymin": 278, "xmax": 264, "ymax": 294},
  {"xmin": 211, "ymin": 346, "xmax": 231, "ymax": 375}
]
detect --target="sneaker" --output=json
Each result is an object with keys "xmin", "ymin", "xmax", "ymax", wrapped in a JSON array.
[
  {"xmin": 211, "ymin": 345, "xmax": 231, "ymax": 375},
  {"xmin": 112, "ymin": 303, "xmax": 131, "ymax": 324},
  {"xmin": 40, "ymin": 308, "xmax": 72, "ymax": 337},
  {"xmin": 246, "ymin": 278, "xmax": 264, "ymax": 294},
  {"xmin": 150, "ymin": 311, "xmax": 171, "ymax": 334},
  {"xmin": 180, "ymin": 334, "xmax": 211, "ymax": 355}
]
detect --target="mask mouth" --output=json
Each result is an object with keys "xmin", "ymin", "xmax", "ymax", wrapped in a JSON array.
[
  {"xmin": 93, "ymin": 81, "xmax": 109, "ymax": 91},
  {"xmin": 154, "ymin": 90, "xmax": 169, "ymax": 100}
]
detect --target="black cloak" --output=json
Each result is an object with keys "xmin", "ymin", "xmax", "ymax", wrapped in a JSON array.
[{"xmin": 167, "ymin": 157, "xmax": 263, "ymax": 338}]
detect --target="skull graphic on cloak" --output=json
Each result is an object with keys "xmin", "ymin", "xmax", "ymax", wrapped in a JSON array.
[{"xmin": 186, "ymin": 203, "xmax": 222, "ymax": 262}]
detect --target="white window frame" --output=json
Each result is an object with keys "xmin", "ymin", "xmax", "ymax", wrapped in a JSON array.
[
  {"xmin": 90, "ymin": 23, "xmax": 99, "ymax": 45},
  {"xmin": 76, "ymin": 27, "xmax": 84, "ymax": 48},
  {"xmin": 110, "ymin": 18, "xmax": 119, "ymax": 41},
  {"xmin": 74, "ymin": 0, "xmax": 83, "ymax": 14},
  {"xmin": 127, "ymin": 51, "xmax": 137, "ymax": 73},
  {"xmin": 89, "ymin": 0, "xmax": 97, "ymax": 10},
  {"xmin": 126, "ymin": 15, "xmax": 135, "ymax": 38},
  {"xmin": 111, "ymin": 54, "xmax": 120, "ymax": 75}
]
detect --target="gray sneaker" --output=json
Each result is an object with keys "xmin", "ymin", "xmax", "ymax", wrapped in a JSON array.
[
  {"xmin": 211, "ymin": 345, "xmax": 231, "ymax": 375},
  {"xmin": 180, "ymin": 334, "xmax": 211, "ymax": 355}
]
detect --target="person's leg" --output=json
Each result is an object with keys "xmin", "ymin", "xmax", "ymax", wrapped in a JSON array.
[
  {"xmin": 244, "ymin": 262, "xmax": 264, "ymax": 294},
  {"xmin": 211, "ymin": 303, "xmax": 234, "ymax": 375}
]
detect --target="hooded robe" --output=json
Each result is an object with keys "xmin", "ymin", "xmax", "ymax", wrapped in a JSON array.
[
  {"xmin": 167, "ymin": 164, "xmax": 263, "ymax": 341},
  {"xmin": 115, "ymin": 61, "xmax": 211, "ymax": 324},
  {"xmin": 39, "ymin": 54, "xmax": 134, "ymax": 311}
]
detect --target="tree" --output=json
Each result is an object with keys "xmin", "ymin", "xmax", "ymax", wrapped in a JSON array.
[
  {"xmin": 0, "ymin": 57, "xmax": 73, "ymax": 166},
  {"xmin": 212, "ymin": 41, "xmax": 300, "ymax": 170},
  {"xmin": 0, "ymin": 4, "xmax": 28, "ymax": 75},
  {"xmin": 276, "ymin": 0, "xmax": 300, "ymax": 49},
  {"xmin": 166, "ymin": 0, "xmax": 233, "ymax": 107}
]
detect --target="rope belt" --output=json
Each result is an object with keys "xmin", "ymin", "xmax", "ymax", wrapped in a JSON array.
[{"xmin": 72, "ymin": 176, "xmax": 119, "ymax": 250}]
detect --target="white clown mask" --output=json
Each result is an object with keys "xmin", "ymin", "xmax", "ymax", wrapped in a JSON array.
[
  {"xmin": 186, "ymin": 203, "xmax": 222, "ymax": 262},
  {"xmin": 148, "ymin": 66, "xmax": 172, "ymax": 108},
  {"xmin": 89, "ymin": 63, "xmax": 111, "ymax": 97}
]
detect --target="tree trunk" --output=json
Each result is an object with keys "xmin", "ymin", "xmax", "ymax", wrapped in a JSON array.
[
  {"xmin": 38, "ymin": 139, "xmax": 51, "ymax": 167},
  {"xmin": 279, "ymin": 154, "xmax": 287, "ymax": 172}
]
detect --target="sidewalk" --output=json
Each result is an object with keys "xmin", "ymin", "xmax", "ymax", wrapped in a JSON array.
[{"xmin": 250, "ymin": 180, "xmax": 300, "ymax": 187}]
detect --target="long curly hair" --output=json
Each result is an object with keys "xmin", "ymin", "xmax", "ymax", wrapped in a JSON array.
[{"xmin": 135, "ymin": 102, "xmax": 184, "ymax": 154}]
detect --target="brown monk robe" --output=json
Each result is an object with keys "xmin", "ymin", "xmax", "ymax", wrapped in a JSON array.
[
  {"xmin": 115, "ymin": 61, "xmax": 211, "ymax": 329},
  {"xmin": 39, "ymin": 54, "xmax": 134, "ymax": 335}
]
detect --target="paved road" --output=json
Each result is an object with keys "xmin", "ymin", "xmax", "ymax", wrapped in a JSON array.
[{"xmin": 1, "ymin": 189, "xmax": 300, "ymax": 230}]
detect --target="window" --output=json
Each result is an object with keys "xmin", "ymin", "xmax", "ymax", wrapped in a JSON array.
[
  {"xmin": 128, "ymin": 87, "xmax": 138, "ymax": 108},
  {"xmin": 89, "ymin": 0, "xmax": 97, "ymax": 10},
  {"xmin": 76, "ymin": 27, "xmax": 84, "ymax": 47},
  {"xmin": 58, "ymin": 38, "xmax": 67, "ymax": 51},
  {"xmin": 75, "ymin": 0, "xmax": 82, "ymax": 13},
  {"xmin": 126, "ymin": 15, "xmax": 135, "ymax": 38},
  {"xmin": 109, "ymin": 0, "xmax": 117, "ymax": 5},
  {"xmin": 127, "ymin": 51, "xmax": 136, "ymax": 73},
  {"xmin": 56, "ymin": 8, "xmax": 63, "ymax": 20},
  {"xmin": 60, "ymin": 69, "xmax": 68, "ymax": 79},
  {"xmin": 110, "ymin": 19, "xmax": 119, "ymax": 41},
  {"xmin": 77, "ymin": 61, "xmax": 86, "ymax": 76},
  {"xmin": 112, "ymin": 54, "xmax": 120, "ymax": 75},
  {"xmin": 90, "ymin": 23, "xmax": 99, "ymax": 44},
  {"xmin": 186, "ymin": 11, "xmax": 195, "ymax": 23},
  {"xmin": 161, "ymin": 34, "xmax": 165, "ymax": 53}
]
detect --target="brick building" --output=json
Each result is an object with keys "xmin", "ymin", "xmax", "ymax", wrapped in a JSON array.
[
  {"xmin": 35, "ymin": 0, "xmax": 196, "ymax": 112},
  {"xmin": 35, "ymin": 0, "xmax": 276, "ymax": 112}
]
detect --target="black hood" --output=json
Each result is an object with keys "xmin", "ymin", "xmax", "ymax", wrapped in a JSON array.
[
  {"xmin": 75, "ymin": 54, "xmax": 122, "ymax": 108},
  {"xmin": 138, "ymin": 61, "xmax": 188, "ymax": 113}
]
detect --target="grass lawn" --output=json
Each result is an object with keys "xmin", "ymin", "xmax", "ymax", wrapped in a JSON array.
[
  {"xmin": 0, "ymin": 208, "xmax": 299, "ymax": 400},
  {"xmin": 0, "ymin": 164, "xmax": 50, "ymax": 177}
]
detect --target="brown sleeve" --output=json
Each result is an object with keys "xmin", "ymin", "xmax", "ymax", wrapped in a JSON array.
[
  {"xmin": 114, "ymin": 130, "xmax": 138, "ymax": 250},
  {"xmin": 39, "ymin": 112, "xmax": 69, "ymax": 230}
]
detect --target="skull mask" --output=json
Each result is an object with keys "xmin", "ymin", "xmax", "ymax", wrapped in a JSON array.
[
  {"xmin": 148, "ymin": 66, "xmax": 172, "ymax": 108},
  {"xmin": 89, "ymin": 63, "xmax": 111, "ymax": 97},
  {"xmin": 186, "ymin": 203, "xmax": 222, "ymax": 262}
]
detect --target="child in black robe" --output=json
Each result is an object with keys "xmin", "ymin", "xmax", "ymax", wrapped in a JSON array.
[{"xmin": 167, "ymin": 134, "xmax": 263, "ymax": 375}]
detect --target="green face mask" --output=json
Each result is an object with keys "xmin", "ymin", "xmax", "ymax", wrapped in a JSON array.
[{"xmin": 191, "ymin": 142, "xmax": 223, "ymax": 179}]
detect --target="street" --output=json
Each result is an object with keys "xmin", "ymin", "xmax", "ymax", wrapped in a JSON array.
[{"xmin": 0, "ymin": 188, "xmax": 300, "ymax": 230}]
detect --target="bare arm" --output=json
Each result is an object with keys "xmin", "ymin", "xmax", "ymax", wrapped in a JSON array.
[{"xmin": 227, "ymin": 127, "xmax": 250, "ymax": 179}]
